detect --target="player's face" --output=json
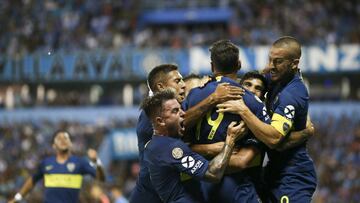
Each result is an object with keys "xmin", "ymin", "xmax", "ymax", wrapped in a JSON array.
[
  {"xmin": 163, "ymin": 71, "xmax": 186, "ymax": 102},
  {"xmin": 242, "ymin": 78, "xmax": 264, "ymax": 99},
  {"xmin": 53, "ymin": 132, "xmax": 72, "ymax": 153},
  {"xmin": 268, "ymin": 47, "xmax": 295, "ymax": 82},
  {"xmin": 161, "ymin": 99, "xmax": 185, "ymax": 138},
  {"xmin": 185, "ymin": 78, "xmax": 202, "ymax": 96}
]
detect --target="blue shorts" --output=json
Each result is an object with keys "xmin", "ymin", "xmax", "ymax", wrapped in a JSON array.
[
  {"xmin": 201, "ymin": 175, "xmax": 261, "ymax": 203},
  {"xmin": 265, "ymin": 170, "xmax": 317, "ymax": 203}
]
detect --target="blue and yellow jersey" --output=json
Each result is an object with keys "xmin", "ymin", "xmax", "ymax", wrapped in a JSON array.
[
  {"xmin": 265, "ymin": 73, "xmax": 316, "ymax": 174},
  {"xmin": 32, "ymin": 155, "xmax": 96, "ymax": 203},
  {"xmin": 183, "ymin": 76, "xmax": 269, "ymax": 202},
  {"xmin": 183, "ymin": 76, "xmax": 269, "ymax": 148},
  {"xmin": 144, "ymin": 135, "xmax": 209, "ymax": 203}
]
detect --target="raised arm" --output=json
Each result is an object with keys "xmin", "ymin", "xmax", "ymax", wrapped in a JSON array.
[
  {"xmin": 87, "ymin": 149, "xmax": 106, "ymax": 182},
  {"xmin": 203, "ymin": 121, "xmax": 246, "ymax": 182},
  {"xmin": 184, "ymin": 83, "xmax": 244, "ymax": 130}
]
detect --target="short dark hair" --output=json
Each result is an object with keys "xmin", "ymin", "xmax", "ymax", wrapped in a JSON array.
[
  {"xmin": 183, "ymin": 73, "xmax": 202, "ymax": 82},
  {"xmin": 209, "ymin": 39, "xmax": 240, "ymax": 73},
  {"xmin": 51, "ymin": 130, "xmax": 71, "ymax": 144},
  {"xmin": 141, "ymin": 89, "xmax": 176, "ymax": 121},
  {"xmin": 147, "ymin": 64, "xmax": 178, "ymax": 92},
  {"xmin": 240, "ymin": 71, "xmax": 268, "ymax": 95},
  {"xmin": 273, "ymin": 36, "xmax": 301, "ymax": 59}
]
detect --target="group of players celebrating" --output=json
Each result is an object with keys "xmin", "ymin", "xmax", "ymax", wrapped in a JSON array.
[
  {"xmin": 131, "ymin": 37, "xmax": 317, "ymax": 203},
  {"xmin": 9, "ymin": 36, "xmax": 316, "ymax": 203}
]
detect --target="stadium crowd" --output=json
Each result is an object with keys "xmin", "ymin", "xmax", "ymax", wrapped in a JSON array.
[
  {"xmin": 1, "ymin": 0, "xmax": 359, "ymax": 55},
  {"xmin": 0, "ymin": 112, "xmax": 358, "ymax": 202}
]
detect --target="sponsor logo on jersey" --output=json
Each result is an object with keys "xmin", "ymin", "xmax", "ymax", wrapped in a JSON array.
[
  {"xmin": 172, "ymin": 147, "xmax": 183, "ymax": 159},
  {"xmin": 284, "ymin": 105, "xmax": 295, "ymax": 120},
  {"xmin": 181, "ymin": 156, "xmax": 195, "ymax": 168},
  {"xmin": 45, "ymin": 165, "xmax": 53, "ymax": 171},
  {"xmin": 191, "ymin": 160, "xmax": 204, "ymax": 174}
]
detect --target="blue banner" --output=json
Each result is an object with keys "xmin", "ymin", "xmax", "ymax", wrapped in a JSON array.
[
  {"xmin": 1, "ymin": 45, "xmax": 359, "ymax": 82},
  {"xmin": 110, "ymin": 128, "xmax": 138, "ymax": 160}
]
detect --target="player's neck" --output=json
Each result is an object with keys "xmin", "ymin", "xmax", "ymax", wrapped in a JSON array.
[
  {"xmin": 214, "ymin": 72, "xmax": 238, "ymax": 81},
  {"xmin": 56, "ymin": 151, "xmax": 71, "ymax": 164}
]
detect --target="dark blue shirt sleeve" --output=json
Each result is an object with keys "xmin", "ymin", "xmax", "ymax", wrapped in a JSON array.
[
  {"xmin": 80, "ymin": 157, "xmax": 97, "ymax": 177},
  {"xmin": 169, "ymin": 140, "xmax": 209, "ymax": 180},
  {"xmin": 32, "ymin": 160, "xmax": 44, "ymax": 183}
]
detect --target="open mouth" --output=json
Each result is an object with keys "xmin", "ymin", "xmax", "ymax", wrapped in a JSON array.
[{"xmin": 179, "ymin": 120, "xmax": 185, "ymax": 132}]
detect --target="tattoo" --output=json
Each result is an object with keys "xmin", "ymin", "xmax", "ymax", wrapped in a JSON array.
[{"xmin": 204, "ymin": 143, "xmax": 234, "ymax": 182}]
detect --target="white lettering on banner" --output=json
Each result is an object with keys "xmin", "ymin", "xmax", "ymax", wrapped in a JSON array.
[
  {"xmin": 184, "ymin": 45, "xmax": 360, "ymax": 74},
  {"xmin": 189, "ymin": 47, "xmax": 211, "ymax": 74},
  {"xmin": 191, "ymin": 160, "xmax": 204, "ymax": 174},
  {"xmin": 308, "ymin": 45, "xmax": 337, "ymax": 72},
  {"xmin": 340, "ymin": 45, "xmax": 360, "ymax": 71},
  {"xmin": 113, "ymin": 132, "xmax": 138, "ymax": 155}
]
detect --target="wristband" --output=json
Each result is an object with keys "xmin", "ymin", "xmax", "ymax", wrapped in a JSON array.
[{"xmin": 14, "ymin": 193, "xmax": 23, "ymax": 201}]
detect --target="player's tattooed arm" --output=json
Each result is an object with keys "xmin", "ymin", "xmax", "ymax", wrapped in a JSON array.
[
  {"xmin": 183, "ymin": 83, "xmax": 244, "ymax": 130},
  {"xmin": 275, "ymin": 115, "xmax": 315, "ymax": 151},
  {"xmin": 203, "ymin": 121, "xmax": 246, "ymax": 182}
]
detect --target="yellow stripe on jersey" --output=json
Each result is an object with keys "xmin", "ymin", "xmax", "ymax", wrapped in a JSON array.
[
  {"xmin": 271, "ymin": 113, "xmax": 293, "ymax": 136},
  {"xmin": 44, "ymin": 174, "xmax": 83, "ymax": 189},
  {"xmin": 215, "ymin": 76, "xmax": 222, "ymax": 81}
]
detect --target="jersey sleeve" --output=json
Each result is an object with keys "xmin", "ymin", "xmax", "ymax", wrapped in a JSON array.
[
  {"xmin": 243, "ymin": 92, "xmax": 270, "ymax": 124},
  {"xmin": 168, "ymin": 141, "xmax": 209, "ymax": 180},
  {"xmin": 80, "ymin": 157, "xmax": 97, "ymax": 177},
  {"xmin": 32, "ymin": 160, "xmax": 44, "ymax": 183},
  {"xmin": 270, "ymin": 91, "xmax": 298, "ymax": 136}
]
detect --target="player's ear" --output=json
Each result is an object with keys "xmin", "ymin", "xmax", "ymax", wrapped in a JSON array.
[
  {"xmin": 291, "ymin": 59, "xmax": 299, "ymax": 70},
  {"xmin": 155, "ymin": 116, "xmax": 165, "ymax": 127},
  {"xmin": 156, "ymin": 82, "xmax": 165, "ymax": 91},
  {"xmin": 237, "ymin": 60, "xmax": 241, "ymax": 71}
]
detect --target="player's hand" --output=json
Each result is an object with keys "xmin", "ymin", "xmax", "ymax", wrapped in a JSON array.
[
  {"xmin": 226, "ymin": 121, "xmax": 247, "ymax": 145},
  {"xmin": 8, "ymin": 199, "xmax": 16, "ymax": 203},
  {"xmin": 87, "ymin": 148, "xmax": 98, "ymax": 162},
  {"xmin": 216, "ymin": 99, "xmax": 249, "ymax": 115},
  {"xmin": 212, "ymin": 83, "xmax": 244, "ymax": 104}
]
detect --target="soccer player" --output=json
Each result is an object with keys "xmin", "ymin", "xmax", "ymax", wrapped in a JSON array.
[
  {"xmin": 9, "ymin": 130, "xmax": 105, "ymax": 203},
  {"xmin": 142, "ymin": 90, "xmax": 246, "ymax": 203},
  {"xmin": 219, "ymin": 36, "xmax": 317, "ymax": 202},
  {"xmin": 240, "ymin": 71, "xmax": 268, "ymax": 100},
  {"xmin": 183, "ymin": 40, "xmax": 270, "ymax": 202},
  {"xmin": 183, "ymin": 74, "xmax": 211, "ymax": 97},
  {"xmin": 129, "ymin": 64, "xmax": 243, "ymax": 203}
]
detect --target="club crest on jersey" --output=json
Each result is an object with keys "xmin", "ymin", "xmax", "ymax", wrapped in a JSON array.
[
  {"xmin": 67, "ymin": 162, "xmax": 76, "ymax": 172},
  {"xmin": 283, "ymin": 122, "xmax": 290, "ymax": 133},
  {"xmin": 181, "ymin": 156, "xmax": 195, "ymax": 168},
  {"xmin": 284, "ymin": 105, "xmax": 295, "ymax": 120},
  {"xmin": 172, "ymin": 147, "xmax": 183, "ymax": 159}
]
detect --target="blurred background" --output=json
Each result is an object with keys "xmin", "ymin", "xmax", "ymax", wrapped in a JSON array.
[{"xmin": 0, "ymin": 0, "xmax": 359, "ymax": 202}]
